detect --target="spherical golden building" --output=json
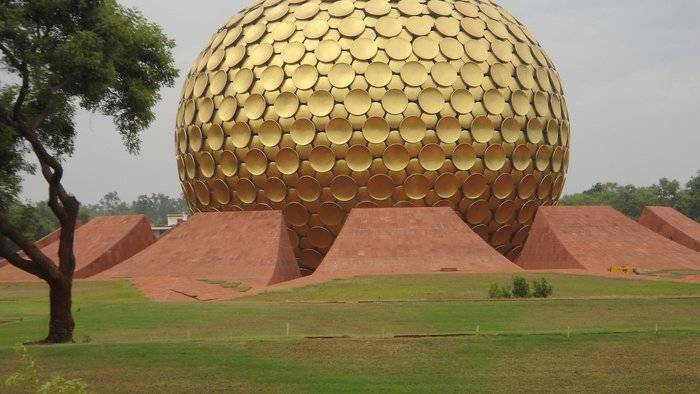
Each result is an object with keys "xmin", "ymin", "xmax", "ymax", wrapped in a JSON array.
[{"xmin": 175, "ymin": 0, "xmax": 571, "ymax": 273}]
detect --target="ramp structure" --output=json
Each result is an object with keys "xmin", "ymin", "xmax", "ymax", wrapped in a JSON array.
[
  {"xmin": 96, "ymin": 211, "xmax": 300, "ymax": 287},
  {"xmin": 0, "ymin": 216, "xmax": 154, "ymax": 281},
  {"xmin": 638, "ymin": 206, "xmax": 700, "ymax": 252},
  {"xmin": 0, "ymin": 221, "xmax": 84, "ymax": 269},
  {"xmin": 517, "ymin": 206, "xmax": 700, "ymax": 273},
  {"xmin": 314, "ymin": 207, "xmax": 521, "ymax": 278}
]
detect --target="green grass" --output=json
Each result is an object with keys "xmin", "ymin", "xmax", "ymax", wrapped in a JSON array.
[{"xmin": 0, "ymin": 273, "xmax": 699, "ymax": 392}]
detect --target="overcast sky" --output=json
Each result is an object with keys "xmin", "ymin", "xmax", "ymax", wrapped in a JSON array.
[{"xmin": 18, "ymin": 0, "xmax": 700, "ymax": 204}]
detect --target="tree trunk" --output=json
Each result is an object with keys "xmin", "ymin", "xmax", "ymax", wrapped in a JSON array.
[{"xmin": 45, "ymin": 276, "xmax": 74, "ymax": 343}]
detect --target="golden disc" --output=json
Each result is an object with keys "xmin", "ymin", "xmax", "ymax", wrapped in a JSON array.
[
  {"xmin": 500, "ymin": 118, "xmax": 520, "ymax": 143},
  {"xmin": 194, "ymin": 180, "xmax": 211, "ymax": 206},
  {"xmin": 284, "ymin": 202, "xmax": 309, "ymax": 226},
  {"xmin": 495, "ymin": 200, "xmax": 516, "ymax": 224},
  {"xmin": 538, "ymin": 174, "xmax": 554, "ymax": 200},
  {"xmin": 436, "ymin": 17, "xmax": 460, "ymax": 37},
  {"xmin": 436, "ymin": 116, "xmax": 461, "ymax": 143},
  {"xmin": 465, "ymin": 40, "xmax": 488, "ymax": 62},
  {"xmin": 367, "ymin": 174, "xmax": 394, "ymax": 200},
  {"xmin": 382, "ymin": 89, "xmax": 409, "ymax": 114},
  {"xmin": 534, "ymin": 91, "xmax": 550, "ymax": 116},
  {"xmin": 383, "ymin": 144, "xmax": 410, "ymax": 171},
  {"xmin": 552, "ymin": 146, "xmax": 564, "ymax": 172},
  {"xmin": 385, "ymin": 37, "xmax": 413, "ymax": 60},
  {"xmin": 346, "ymin": 145, "xmax": 373, "ymax": 172},
  {"xmin": 188, "ymin": 125, "xmax": 203, "ymax": 152},
  {"xmin": 376, "ymin": 16, "xmax": 402, "ymax": 37},
  {"xmin": 225, "ymin": 45, "xmax": 246, "ymax": 68},
  {"xmin": 315, "ymin": 40, "xmax": 342, "ymax": 63},
  {"xmin": 516, "ymin": 65, "xmax": 535, "ymax": 89},
  {"xmin": 271, "ymin": 22, "xmax": 295, "ymax": 41},
  {"xmin": 418, "ymin": 144, "xmax": 445, "ymax": 171},
  {"xmin": 261, "ymin": 66, "xmax": 285, "ymax": 91},
  {"xmin": 244, "ymin": 94, "xmax": 266, "ymax": 119},
  {"xmin": 330, "ymin": 175, "xmax": 358, "ymax": 201},
  {"xmin": 197, "ymin": 97, "xmax": 214, "ymax": 123},
  {"xmin": 184, "ymin": 154, "xmax": 196, "ymax": 179},
  {"xmin": 308, "ymin": 90, "xmax": 335, "ymax": 117},
  {"xmin": 303, "ymin": 19, "xmax": 329, "ymax": 39},
  {"xmin": 218, "ymin": 96, "xmax": 237, "ymax": 122},
  {"xmin": 546, "ymin": 119, "xmax": 559, "ymax": 144},
  {"xmin": 232, "ymin": 68, "xmax": 254, "ymax": 93},
  {"xmin": 350, "ymin": 38, "xmax": 378, "ymax": 60},
  {"xmin": 413, "ymin": 36, "xmax": 439, "ymax": 59},
  {"xmin": 177, "ymin": 128, "xmax": 187, "ymax": 154},
  {"xmin": 328, "ymin": 0, "xmax": 354, "ymax": 17},
  {"xmin": 511, "ymin": 90, "xmax": 530, "ymax": 116},
  {"xmin": 491, "ymin": 225, "xmax": 513, "ymax": 246},
  {"xmin": 258, "ymin": 120, "xmax": 282, "ymax": 147},
  {"xmin": 329, "ymin": 63, "xmax": 355, "ymax": 88},
  {"xmin": 493, "ymin": 173, "xmax": 514, "ymax": 199},
  {"xmin": 404, "ymin": 174, "xmax": 430, "ymax": 199},
  {"xmin": 461, "ymin": 17, "xmax": 485, "ymax": 38},
  {"xmin": 434, "ymin": 173, "xmax": 460, "ymax": 198},
  {"xmin": 282, "ymin": 42, "xmax": 306, "ymax": 63},
  {"xmin": 535, "ymin": 145, "xmax": 551, "ymax": 171},
  {"xmin": 276, "ymin": 147, "xmax": 300, "ymax": 175},
  {"xmin": 228, "ymin": 121, "xmax": 251, "ymax": 148},
  {"xmin": 211, "ymin": 179, "xmax": 231, "ymax": 205},
  {"xmin": 362, "ymin": 117, "xmax": 390, "ymax": 143},
  {"xmin": 338, "ymin": 17, "xmax": 365, "ymax": 37},
  {"xmin": 400, "ymin": 61, "xmax": 428, "ymax": 87},
  {"xmin": 453, "ymin": 144, "xmax": 476, "ymax": 170},
  {"xmin": 263, "ymin": 177, "xmax": 287, "ymax": 203},
  {"xmin": 431, "ymin": 62, "xmax": 458, "ymax": 87},
  {"xmin": 250, "ymin": 43, "xmax": 273, "ymax": 66},
  {"xmin": 293, "ymin": 65, "xmax": 319, "ymax": 90},
  {"xmin": 491, "ymin": 63, "xmax": 511, "ymax": 88},
  {"xmin": 460, "ymin": 63, "xmax": 484, "ymax": 87},
  {"xmin": 294, "ymin": 1, "xmax": 319, "ymax": 20},
  {"xmin": 406, "ymin": 16, "xmax": 432, "ymax": 36},
  {"xmin": 471, "ymin": 115, "xmax": 494, "ymax": 143},
  {"xmin": 199, "ymin": 152, "xmax": 216, "ymax": 178},
  {"xmin": 455, "ymin": 2, "xmax": 478, "ymax": 17},
  {"xmin": 518, "ymin": 174, "xmax": 537, "ymax": 199},
  {"xmin": 244, "ymin": 148, "xmax": 267, "ymax": 175},
  {"xmin": 207, "ymin": 48, "xmax": 225, "ymax": 71},
  {"xmin": 209, "ymin": 70, "xmax": 227, "ymax": 95},
  {"xmin": 326, "ymin": 118, "xmax": 353, "ymax": 144},
  {"xmin": 492, "ymin": 39, "xmax": 514, "ymax": 62},
  {"xmin": 297, "ymin": 176, "xmax": 322, "ymax": 202},
  {"xmin": 219, "ymin": 150, "xmax": 238, "ymax": 177},
  {"xmin": 399, "ymin": 116, "xmax": 426, "ymax": 143},
  {"xmin": 365, "ymin": 62, "xmax": 392, "ymax": 87},
  {"xmin": 467, "ymin": 199, "xmax": 490, "ymax": 224},
  {"xmin": 484, "ymin": 144, "xmax": 506, "ymax": 171},
  {"xmin": 236, "ymin": 178, "xmax": 257, "ymax": 204},
  {"xmin": 309, "ymin": 145, "xmax": 336, "ymax": 172},
  {"xmin": 512, "ymin": 144, "xmax": 531, "ymax": 171},
  {"xmin": 526, "ymin": 118, "xmax": 544, "ymax": 144},
  {"xmin": 450, "ymin": 89, "xmax": 474, "ymax": 114},
  {"xmin": 345, "ymin": 89, "xmax": 372, "ymax": 115},
  {"xmin": 439, "ymin": 37, "xmax": 465, "ymax": 60},
  {"xmin": 309, "ymin": 226, "xmax": 334, "ymax": 249},
  {"xmin": 274, "ymin": 92, "xmax": 299, "ymax": 118},
  {"xmin": 319, "ymin": 201, "xmax": 345, "ymax": 226},
  {"xmin": 483, "ymin": 89, "xmax": 505, "ymax": 115},
  {"xmin": 205, "ymin": 123, "xmax": 225, "ymax": 150},
  {"xmin": 418, "ymin": 88, "xmax": 445, "ymax": 114},
  {"xmin": 463, "ymin": 173, "xmax": 487, "ymax": 198}
]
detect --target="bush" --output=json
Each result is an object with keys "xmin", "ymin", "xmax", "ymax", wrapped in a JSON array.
[
  {"xmin": 532, "ymin": 278, "xmax": 554, "ymax": 298},
  {"xmin": 4, "ymin": 344, "xmax": 90, "ymax": 394},
  {"xmin": 488, "ymin": 283, "xmax": 500, "ymax": 298},
  {"xmin": 511, "ymin": 276, "xmax": 530, "ymax": 298},
  {"xmin": 498, "ymin": 286, "xmax": 512, "ymax": 298}
]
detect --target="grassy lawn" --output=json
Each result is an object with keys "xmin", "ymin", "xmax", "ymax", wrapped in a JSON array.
[{"xmin": 0, "ymin": 273, "xmax": 699, "ymax": 392}]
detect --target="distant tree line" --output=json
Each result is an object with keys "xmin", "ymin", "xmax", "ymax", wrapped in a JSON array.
[
  {"xmin": 560, "ymin": 170, "xmax": 700, "ymax": 220},
  {"xmin": 6, "ymin": 192, "xmax": 187, "ymax": 242}
]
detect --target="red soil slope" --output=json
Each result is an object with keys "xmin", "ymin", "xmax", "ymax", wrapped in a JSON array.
[
  {"xmin": 638, "ymin": 206, "xmax": 700, "ymax": 252},
  {"xmin": 0, "ymin": 216, "xmax": 154, "ymax": 281},
  {"xmin": 517, "ymin": 206, "xmax": 700, "ymax": 272},
  {"xmin": 0, "ymin": 221, "xmax": 83, "ymax": 269},
  {"xmin": 314, "ymin": 207, "xmax": 521, "ymax": 279},
  {"xmin": 96, "ymin": 211, "xmax": 300, "ymax": 287}
]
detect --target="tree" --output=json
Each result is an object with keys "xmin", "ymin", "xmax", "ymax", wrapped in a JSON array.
[
  {"xmin": 130, "ymin": 193, "xmax": 187, "ymax": 226},
  {"xmin": 0, "ymin": 0, "xmax": 177, "ymax": 343}
]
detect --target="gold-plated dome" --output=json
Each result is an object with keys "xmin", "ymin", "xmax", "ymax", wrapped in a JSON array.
[{"xmin": 175, "ymin": 0, "xmax": 571, "ymax": 273}]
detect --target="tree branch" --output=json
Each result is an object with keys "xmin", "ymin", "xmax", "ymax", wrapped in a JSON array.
[{"xmin": 0, "ymin": 215, "xmax": 59, "ymax": 281}]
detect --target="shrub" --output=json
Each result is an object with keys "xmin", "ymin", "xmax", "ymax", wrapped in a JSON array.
[
  {"xmin": 511, "ymin": 276, "xmax": 530, "ymax": 298},
  {"xmin": 532, "ymin": 278, "xmax": 554, "ymax": 298},
  {"xmin": 4, "ymin": 344, "xmax": 90, "ymax": 393},
  {"xmin": 499, "ymin": 286, "xmax": 512, "ymax": 298},
  {"xmin": 488, "ymin": 283, "xmax": 500, "ymax": 298}
]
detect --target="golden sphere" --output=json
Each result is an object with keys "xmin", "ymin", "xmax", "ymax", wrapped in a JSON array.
[{"xmin": 175, "ymin": 0, "xmax": 571, "ymax": 273}]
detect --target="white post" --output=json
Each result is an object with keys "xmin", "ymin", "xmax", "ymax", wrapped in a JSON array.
[{"xmin": 286, "ymin": 323, "xmax": 290, "ymax": 337}]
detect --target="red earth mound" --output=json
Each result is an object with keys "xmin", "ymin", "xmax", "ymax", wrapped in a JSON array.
[
  {"xmin": 517, "ymin": 206, "xmax": 700, "ymax": 273},
  {"xmin": 129, "ymin": 277, "xmax": 240, "ymax": 302},
  {"xmin": 314, "ymin": 207, "xmax": 521, "ymax": 279},
  {"xmin": 0, "ymin": 216, "xmax": 154, "ymax": 281},
  {"xmin": 95, "ymin": 211, "xmax": 300, "ymax": 287},
  {"xmin": 0, "ymin": 221, "xmax": 84, "ymax": 269},
  {"xmin": 638, "ymin": 206, "xmax": 700, "ymax": 252}
]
